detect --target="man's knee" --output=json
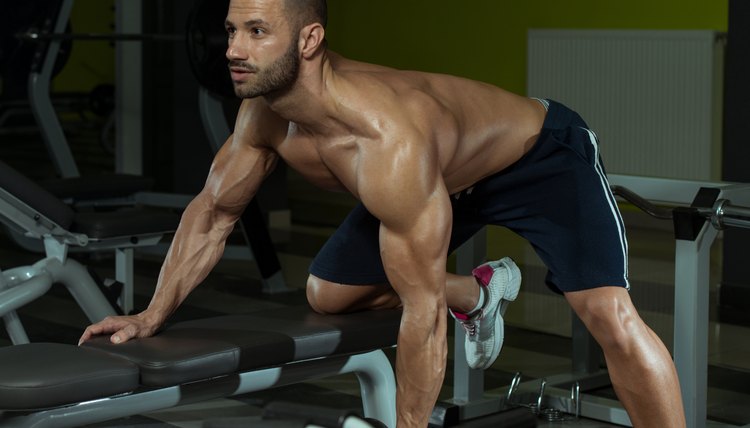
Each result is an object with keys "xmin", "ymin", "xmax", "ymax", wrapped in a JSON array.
[
  {"xmin": 306, "ymin": 275, "xmax": 340, "ymax": 315},
  {"xmin": 566, "ymin": 286, "xmax": 641, "ymax": 352},
  {"xmin": 305, "ymin": 275, "xmax": 372, "ymax": 315},
  {"xmin": 306, "ymin": 274, "xmax": 401, "ymax": 314}
]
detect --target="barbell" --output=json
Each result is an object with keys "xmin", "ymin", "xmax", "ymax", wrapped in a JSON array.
[
  {"xmin": 15, "ymin": 32, "xmax": 185, "ymax": 42},
  {"xmin": 612, "ymin": 185, "xmax": 750, "ymax": 231}
]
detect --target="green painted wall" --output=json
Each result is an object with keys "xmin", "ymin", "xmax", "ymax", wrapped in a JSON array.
[
  {"xmin": 52, "ymin": 0, "xmax": 730, "ymax": 94},
  {"xmin": 53, "ymin": 0, "xmax": 115, "ymax": 93},
  {"xmin": 327, "ymin": 0, "xmax": 728, "ymax": 96},
  {"xmin": 325, "ymin": 1, "xmax": 728, "ymax": 261}
]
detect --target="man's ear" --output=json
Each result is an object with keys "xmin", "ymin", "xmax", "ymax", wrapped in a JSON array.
[{"xmin": 299, "ymin": 23, "xmax": 326, "ymax": 58}]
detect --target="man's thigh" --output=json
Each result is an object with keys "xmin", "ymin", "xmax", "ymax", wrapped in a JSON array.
[
  {"xmin": 309, "ymin": 201, "xmax": 485, "ymax": 286},
  {"xmin": 473, "ymin": 126, "xmax": 630, "ymax": 293}
]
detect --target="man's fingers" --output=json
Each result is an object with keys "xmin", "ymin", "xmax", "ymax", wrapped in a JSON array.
[
  {"xmin": 79, "ymin": 317, "xmax": 138, "ymax": 345},
  {"xmin": 111, "ymin": 324, "xmax": 137, "ymax": 344},
  {"xmin": 78, "ymin": 331, "xmax": 90, "ymax": 346},
  {"xmin": 78, "ymin": 322, "xmax": 109, "ymax": 345}
]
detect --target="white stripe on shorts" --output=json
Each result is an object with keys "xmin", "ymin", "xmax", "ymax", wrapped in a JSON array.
[
  {"xmin": 581, "ymin": 127, "xmax": 630, "ymax": 289},
  {"xmin": 530, "ymin": 97, "xmax": 550, "ymax": 111}
]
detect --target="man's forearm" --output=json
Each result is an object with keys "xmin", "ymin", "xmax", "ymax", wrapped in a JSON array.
[
  {"xmin": 143, "ymin": 195, "xmax": 238, "ymax": 324},
  {"xmin": 380, "ymin": 232, "xmax": 450, "ymax": 427},
  {"xmin": 394, "ymin": 301, "xmax": 448, "ymax": 427}
]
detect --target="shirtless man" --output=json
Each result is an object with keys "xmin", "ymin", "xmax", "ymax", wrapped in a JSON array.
[{"xmin": 80, "ymin": 0, "xmax": 686, "ymax": 426}]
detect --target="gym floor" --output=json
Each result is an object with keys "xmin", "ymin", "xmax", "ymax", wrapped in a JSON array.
[{"xmin": 1, "ymin": 128, "xmax": 750, "ymax": 427}]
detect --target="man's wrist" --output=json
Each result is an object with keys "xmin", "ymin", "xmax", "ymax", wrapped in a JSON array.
[{"xmin": 137, "ymin": 307, "xmax": 167, "ymax": 329}]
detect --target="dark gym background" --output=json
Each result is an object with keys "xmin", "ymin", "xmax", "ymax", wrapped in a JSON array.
[{"xmin": 2, "ymin": 1, "xmax": 750, "ymax": 426}]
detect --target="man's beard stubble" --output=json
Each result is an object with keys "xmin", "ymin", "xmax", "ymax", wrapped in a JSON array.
[{"xmin": 231, "ymin": 41, "xmax": 301, "ymax": 99}]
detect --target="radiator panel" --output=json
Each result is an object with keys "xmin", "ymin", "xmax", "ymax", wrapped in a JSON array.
[{"xmin": 527, "ymin": 30, "xmax": 723, "ymax": 180}]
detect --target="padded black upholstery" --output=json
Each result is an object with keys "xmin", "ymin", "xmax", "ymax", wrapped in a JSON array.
[
  {"xmin": 0, "ymin": 306, "xmax": 401, "ymax": 411},
  {"xmin": 83, "ymin": 331, "xmax": 291, "ymax": 386},
  {"xmin": 72, "ymin": 208, "xmax": 179, "ymax": 239},
  {"xmin": 40, "ymin": 174, "xmax": 154, "ymax": 201},
  {"xmin": 0, "ymin": 159, "xmax": 178, "ymax": 239},
  {"xmin": 0, "ymin": 159, "xmax": 75, "ymax": 229},
  {"xmin": 0, "ymin": 343, "xmax": 139, "ymax": 410},
  {"xmin": 84, "ymin": 306, "xmax": 401, "ymax": 387},
  {"xmin": 166, "ymin": 306, "xmax": 402, "ymax": 361}
]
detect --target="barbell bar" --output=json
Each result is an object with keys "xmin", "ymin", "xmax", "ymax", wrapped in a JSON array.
[{"xmin": 16, "ymin": 31, "xmax": 185, "ymax": 42}]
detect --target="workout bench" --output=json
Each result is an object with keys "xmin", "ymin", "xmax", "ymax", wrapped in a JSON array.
[
  {"xmin": 0, "ymin": 306, "xmax": 401, "ymax": 428},
  {"xmin": 0, "ymin": 146, "xmax": 398, "ymax": 426},
  {"xmin": 0, "ymin": 159, "xmax": 178, "ymax": 341}
]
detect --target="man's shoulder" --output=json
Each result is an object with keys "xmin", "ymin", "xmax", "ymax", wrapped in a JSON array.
[
  {"xmin": 238, "ymin": 98, "xmax": 289, "ymax": 125},
  {"xmin": 234, "ymin": 98, "xmax": 289, "ymax": 146},
  {"xmin": 332, "ymin": 55, "xmax": 492, "ymax": 119}
]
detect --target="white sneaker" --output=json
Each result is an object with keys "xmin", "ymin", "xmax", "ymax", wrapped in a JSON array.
[{"xmin": 449, "ymin": 257, "xmax": 521, "ymax": 370}]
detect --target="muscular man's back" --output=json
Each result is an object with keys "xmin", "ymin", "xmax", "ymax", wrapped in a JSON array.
[{"xmin": 251, "ymin": 52, "xmax": 547, "ymax": 195}]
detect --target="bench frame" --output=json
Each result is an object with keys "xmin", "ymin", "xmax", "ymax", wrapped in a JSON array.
[{"xmin": 0, "ymin": 348, "xmax": 397, "ymax": 428}]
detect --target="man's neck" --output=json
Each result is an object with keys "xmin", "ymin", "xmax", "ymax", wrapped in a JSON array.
[{"xmin": 263, "ymin": 50, "xmax": 341, "ymax": 137}]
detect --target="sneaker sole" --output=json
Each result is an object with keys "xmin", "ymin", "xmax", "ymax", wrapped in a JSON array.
[
  {"xmin": 473, "ymin": 258, "xmax": 522, "ymax": 370},
  {"xmin": 476, "ymin": 306, "xmax": 505, "ymax": 370},
  {"xmin": 498, "ymin": 257, "xmax": 522, "ymax": 316}
]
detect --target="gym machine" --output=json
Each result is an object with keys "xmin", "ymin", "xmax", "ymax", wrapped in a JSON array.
[
  {"xmin": 4, "ymin": 0, "xmax": 291, "ymax": 301},
  {"xmin": 435, "ymin": 175, "xmax": 750, "ymax": 427},
  {"xmin": 610, "ymin": 174, "xmax": 750, "ymax": 428}
]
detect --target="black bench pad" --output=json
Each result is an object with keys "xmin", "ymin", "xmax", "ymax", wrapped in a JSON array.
[
  {"xmin": 0, "ymin": 343, "xmax": 139, "ymax": 410},
  {"xmin": 166, "ymin": 306, "xmax": 402, "ymax": 361},
  {"xmin": 71, "ymin": 208, "xmax": 179, "ymax": 239},
  {"xmin": 0, "ymin": 159, "xmax": 176, "ymax": 239},
  {"xmin": 0, "ymin": 306, "xmax": 401, "ymax": 411},
  {"xmin": 83, "ymin": 306, "xmax": 401, "ymax": 387},
  {"xmin": 40, "ymin": 174, "xmax": 154, "ymax": 201},
  {"xmin": 82, "ymin": 329, "xmax": 289, "ymax": 386}
]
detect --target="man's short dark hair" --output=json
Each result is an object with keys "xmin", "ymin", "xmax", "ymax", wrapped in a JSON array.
[{"xmin": 284, "ymin": 0, "xmax": 327, "ymax": 29}]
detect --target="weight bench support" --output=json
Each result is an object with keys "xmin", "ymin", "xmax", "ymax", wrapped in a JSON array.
[
  {"xmin": 0, "ymin": 307, "xmax": 401, "ymax": 427},
  {"xmin": 0, "ymin": 350, "xmax": 395, "ymax": 428}
]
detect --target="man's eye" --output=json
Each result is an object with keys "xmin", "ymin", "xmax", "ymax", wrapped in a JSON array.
[
  {"xmin": 226, "ymin": 27, "xmax": 236, "ymax": 36},
  {"xmin": 251, "ymin": 28, "xmax": 265, "ymax": 36}
]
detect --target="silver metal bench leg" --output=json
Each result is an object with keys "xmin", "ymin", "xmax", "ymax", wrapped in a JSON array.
[
  {"xmin": 353, "ymin": 350, "xmax": 397, "ymax": 428},
  {"xmin": 115, "ymin": 247, "xmax": 134, "ymax": 314},
  {"xmin": 674, "ymin": 226, "xmax": 716, "ymax": 428},
  {"xmin": 41, "ymin": 258, "xmax": 117, "ymax": 322},
  {"xmin": 1, "ymin": 269, "xmax": 54, "ymax": 344}
]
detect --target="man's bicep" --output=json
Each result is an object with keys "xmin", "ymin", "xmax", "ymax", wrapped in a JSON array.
[
  {"xmin": 202, "ymin": 98, "xmax": 286, "ymax": 215},
  {"xmin": 376, "ymin": 192, "xmax": 452, "ymax": 301},
  {"xmin": 204, "ymin": 134, "xmax": 278, "ymax": 215},
  {"xmin": 378, "ymin": 183, "xmax": 452, "ymax": 246}
]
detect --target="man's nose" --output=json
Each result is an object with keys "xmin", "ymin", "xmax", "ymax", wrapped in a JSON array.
[{"xmin": 226, "ymin": 38, "xmax": 247, "ymax": 60}]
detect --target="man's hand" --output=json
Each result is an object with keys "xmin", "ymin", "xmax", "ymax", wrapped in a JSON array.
[{"xmin": 78, "ymin": 312, "xmax": 160, "ymax": 346}]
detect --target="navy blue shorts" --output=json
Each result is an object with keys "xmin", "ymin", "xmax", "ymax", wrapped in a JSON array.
[{"xmin": 309, "ymin": 99, "xmax": 630, "ymax": 293}]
